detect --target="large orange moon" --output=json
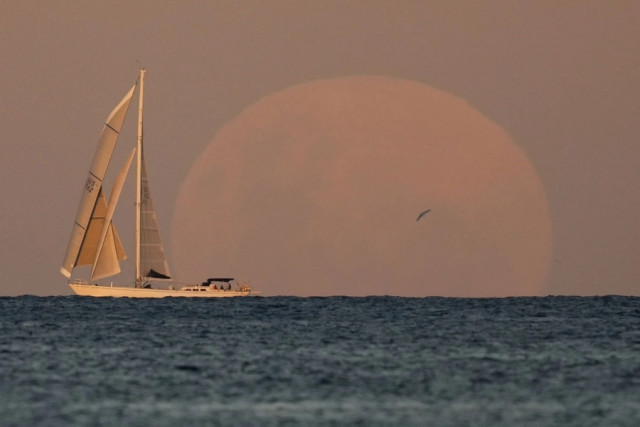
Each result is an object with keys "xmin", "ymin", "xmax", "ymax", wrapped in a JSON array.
[{"xmin": 171, "ymin": 76, "xmax": 551, "ymax": 297}]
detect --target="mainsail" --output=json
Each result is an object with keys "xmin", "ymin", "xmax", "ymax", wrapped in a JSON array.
[
  {"xmin": 139, "ymin": 153, "xmax": 172, "ymax": 280},
  {"xmin": 60, "ymin": 84, "xmax": 136, "ymax": 278}
]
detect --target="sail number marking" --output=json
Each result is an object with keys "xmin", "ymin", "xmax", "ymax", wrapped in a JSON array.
[{"xmin": 85, "ymin": 177, "xmax": 97, "ymax": 193}]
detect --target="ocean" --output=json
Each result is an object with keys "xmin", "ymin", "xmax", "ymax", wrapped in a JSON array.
[{"xmin": 1, "ymin": 295, "xmax": 639, "ymax": 426}]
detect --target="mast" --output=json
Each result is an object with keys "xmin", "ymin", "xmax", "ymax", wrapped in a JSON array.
[{"xmin": 135, "ymin": 69, "xmax": 145, "ymax": 286}]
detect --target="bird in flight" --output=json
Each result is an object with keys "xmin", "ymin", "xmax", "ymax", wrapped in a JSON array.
[{"xmin": 416, "ymin": 209, "xmax": 431, "ymax": 222}]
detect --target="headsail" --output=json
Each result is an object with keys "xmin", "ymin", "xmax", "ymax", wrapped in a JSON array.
[
  {"xmin": 73, "ymin": 188, "xmax": 126, "ymax": 268},
  {"xmin": 91, "ymin": 148, "xmax": 136, "ymax": 280},
  {"xmin": 60, "ymin": 84, "xmax": 136, "ymax": 278},
  {"xmin": 139, "ymin": 153, "xmax": 172, "ymax": 280}
]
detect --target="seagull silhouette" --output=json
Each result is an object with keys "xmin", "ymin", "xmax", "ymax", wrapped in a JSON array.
[{"xmin": 416, "ymin": 209, "xmax": 431, "ymax": 222}]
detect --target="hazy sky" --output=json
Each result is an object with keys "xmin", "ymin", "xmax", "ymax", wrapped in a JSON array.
[{"xmin": 1, "ymin": 1, "xmax": 638, "ymax": 296}]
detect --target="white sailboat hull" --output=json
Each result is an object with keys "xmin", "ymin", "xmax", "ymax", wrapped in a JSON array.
[{"xmin": 69, "ymin": 282, "xmax": 255, "ymax": 298}]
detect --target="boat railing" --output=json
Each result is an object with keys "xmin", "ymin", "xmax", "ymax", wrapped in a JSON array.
[{"xmin": 171, "ymin": 282, "xmax": 252, "ymax": 292}]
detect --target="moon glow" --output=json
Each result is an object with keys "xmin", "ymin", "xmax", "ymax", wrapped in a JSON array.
[{"xmin": 171, "ymin": 76, "xmax": 551, "ymax": 297}]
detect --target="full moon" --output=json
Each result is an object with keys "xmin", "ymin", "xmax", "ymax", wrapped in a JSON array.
[{"xmin": 171, "ymin": 76, "xmax": 551, "ymax": 297}]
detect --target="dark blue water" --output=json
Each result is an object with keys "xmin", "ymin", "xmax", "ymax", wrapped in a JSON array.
[{"xmin": 1, "ymin": 296, "xmax": 639, "ymax": 426}]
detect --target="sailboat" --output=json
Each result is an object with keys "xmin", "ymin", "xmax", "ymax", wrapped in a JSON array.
[{"xmin": 60, "ymin": 69, "xmax": 256, "ymax": 298}]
